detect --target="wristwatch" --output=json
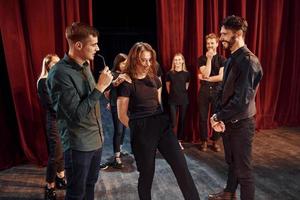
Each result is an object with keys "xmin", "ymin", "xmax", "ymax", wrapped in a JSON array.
[{"xmin": 212, "ymin": 114, "xmax": 219, "ymax": 122}]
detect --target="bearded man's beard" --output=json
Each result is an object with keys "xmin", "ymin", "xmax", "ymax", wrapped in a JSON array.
[{"xmin": 221, "ymin": 35, "xmax": 236, "ymax": 50}]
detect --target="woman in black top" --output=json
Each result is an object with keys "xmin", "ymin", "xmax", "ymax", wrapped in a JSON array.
[
  {"xmin": 166, "ymin": 53, "xmax": 190, "ymax": 149},
  {"xmin": 106, "ymin": 53, "xmax": 128, "ymax": 169},
  {"xmin": 117, "ymin": 42, "xmax": 200, "ymax": 200},
  {"xmin": 37, "ymin": 54, "xmax": 66, "ymax": 200}
]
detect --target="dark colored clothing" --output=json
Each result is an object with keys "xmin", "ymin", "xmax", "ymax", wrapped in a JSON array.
[
  {"xmin": 37, "ymin": 78, "xmax": 56, "ymax": 113},
  {"xmin": 66, "ymin": 148, "xmax": 102, "ymax": 200},
  {"xmin": 198, "ymin": 84, "xmax": 220, "ymax": 141},
  {"xmin": 222, "ymin": 117, "xmax": 255, "ymax": 200},
  {"xmin": 216, "ymin": 46, "xmax": 263, "ymax": 200},
  {"xmin": 109, "ymin": 71, "xmax": 127, "ymax": 153},
  {"xmin": 170, "ymin": 104, "xmax": 188, "ymax": 140},
  {"xmin": 198, "ymin": 54, "xmax": 225, "ymax": 77},
  {"xmin": 118, "ymin": 75, "xmax": 199, "ymax": 200},
  {"xmin": 37, "ymin": 78, "xmax": 64, "ymax": 183},
  {"xmin": 166, "ymin": 70, "xmax": 190, "ymax": 105},
  {"xmin": 47, "ymin": 54, "xmax": 104, "ymax": 151},
  {"xmin": 198, "ymin": 54, "xmax": 225, "ymax": 141},
  {"xmin": 166, "ymin": 70, "xmax": 190, "ymax": 141},
  {"xmin": 57, "ymin": 119, "xmax": 70, "ymax": 152},
  {"xmin": 47, "ymin": 54, "xmax": 105, "ymax": 200},
  {"xmin": 129, "ymin": 114, "xmax": 200, "ymax": 200},
  {"xmin": 215, "ymin": 46, "xmax": 263, "ymax": 122},
  {"xmin": 44, "ymin": 111, "xmax": 64, "ymax": 182},
  {"xmin": 156, "ymin": 63, "xmax": 163, "ymax": 77},
  {"xmin": 111, "ymin": 109, "xmax": 126, "ymax": 153},
  {"xmin": 63, "ymin": 149, "xmax": 72, "ymax": 188},
  {"xmin": 109, "ymin": 72, "xmax": 120, "ymax": 108},
  {"xmin": 117, "ymin": 75, "xmax": 162, "ymax": 119}
]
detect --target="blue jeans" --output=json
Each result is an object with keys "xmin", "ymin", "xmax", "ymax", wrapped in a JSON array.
[{"xmin": 65, "ymin": 148, "xmax": 102, "ymax": 200}]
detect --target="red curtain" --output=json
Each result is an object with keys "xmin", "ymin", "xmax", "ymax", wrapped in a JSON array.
[
  {"xmin": 157, "ymin": 0, "xmax": 300, "ymax": 142},
  {"xmin": 0, "ymin": 0, "xmax": 93, "ymax": 170},
  {"xmin": 1, "ymin": 0, "xmax": 299, "ymax": 170}
]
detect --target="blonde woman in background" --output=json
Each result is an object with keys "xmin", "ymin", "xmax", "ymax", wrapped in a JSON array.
[
  {"xmin": 165, "ymin": 53, "xmax": 190, "ymax": 150},
  {"xmin": 37, "ymin": 54, "xmax": 66, "ymax": 200}
]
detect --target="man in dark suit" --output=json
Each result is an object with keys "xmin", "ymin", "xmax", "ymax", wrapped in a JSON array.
[{"xmin": 208, "ymin": 15, "xmax": 263, "ymax": 200}]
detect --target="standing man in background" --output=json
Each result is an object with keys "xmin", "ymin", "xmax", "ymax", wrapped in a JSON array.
[
  {"xmin": 209, "ymin": 15, "xmax": 263, "ymax": 200},
  {"xmin": 47, "ymin": 22, "xmax": 113, "ymax": 200},
  {"xmin": 198, "ymin": 33, "xmax": 225, "ymax": 152}
]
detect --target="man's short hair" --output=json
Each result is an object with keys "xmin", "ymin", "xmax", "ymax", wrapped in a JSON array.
[
  {"xmin": 65, "ymin": 22, "xmax": 99, "ymax": 43},
  {"xmin": 206, "ymin": 33, "xmax": 219, "ymax": 42},
  {"xmin": 221, "ymin": 15, "xmax": 248, "ymax": 37}
]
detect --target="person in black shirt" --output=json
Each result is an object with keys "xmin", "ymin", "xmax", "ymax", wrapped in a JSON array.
[
  {"xmin": 37, "ymin": 54, "xmax": 67, "ymax": 200},
  {"xmin": 47, "ymin": 23, "xmax": 113, "ymax": 200},
  {"xmin": 208, "ymin": 16, "xmax": 263, "ymax": 200},
  {"xmin": 198, "ymin": 33, "xmax": 226, "ymax": 152},
  {"xmin": 166, "ymin": 53, "xmax": 190, "ymax": 149},
  {"xmin": 105, "ymin": 53, "xmax": 128, "ymax": 169},
  {"xmin": 117, "ymin": 42, "xmax": 200, "ymax": 200}
]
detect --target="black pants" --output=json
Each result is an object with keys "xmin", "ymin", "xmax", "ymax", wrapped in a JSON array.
[
  {"xmin": 222, "ymin": 117, "xmax": 255, "ymax": 200},
  {"xmin": 46, "ymin": 111, "xmax": 64, "ymax": 183},
  {"xmin": 111, "ymin": 109, "xmax": 126, "ymax": 153},
  {"xmin": 129, "ymin": 114, "xmax": 200, "ymax": 200},
  {"xmin": 169, "ymin": 104, "xmax": 188, "ymax": 140},
  {"xmin": 198, "ymin": 85, "xmax": 220, "ymax": 142}
]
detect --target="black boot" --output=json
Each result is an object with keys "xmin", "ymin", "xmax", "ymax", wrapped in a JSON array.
[
  {"xmin": 111, "ymin": 157, "xmax": 124, "ymax": 169},
  {"xmin": 44, "ymin": 186, "xmax": 56, "ymax": 200},
  {"xmin": 55, "ymin": 176, "xmax": 67, "ymax": 189}
]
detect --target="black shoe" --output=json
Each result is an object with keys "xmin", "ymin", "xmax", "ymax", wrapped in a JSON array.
[
  {"xmin": 44, "ymin": 186, "xmax": 56, "ymax": 200},
  {"xmin": 55, "ymin": 176, "xmax": 67, "ymax": 189},
  {"xmin": 99, "ymin": 163, "xmax": 109, "ymax": 170},
  {"xmin": 111, "ymin": 160, "xmax": 124, "ymax": 169},
  {"xmin": 120, "ymin": 150, "xmax": 129, "ymax": 157}
]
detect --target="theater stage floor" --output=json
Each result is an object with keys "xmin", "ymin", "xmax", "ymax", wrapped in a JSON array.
[{"xmin": 1, "ymin": 100, "xmax": 299, "ymax": 199}]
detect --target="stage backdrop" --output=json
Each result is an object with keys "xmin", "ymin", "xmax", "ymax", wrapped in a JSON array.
[
  {"xmin": 156, "ymin": 0, "xmax": 300, "ymax": 141},
  {"xmin": 0, "ymin": 0, "xmax": 93, "ymax": 170},
  {"xmin": 0, "ymin": 0, "xmax": 299, "ymax": 170}
]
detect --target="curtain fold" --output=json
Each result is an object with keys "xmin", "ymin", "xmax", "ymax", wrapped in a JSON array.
[
  {"xmin": 1, "ymin": 0, "xmax": 299, "ymax": 170},
  {"xmin": 156, "ymin": 0, "xmax": 300, "ymax": 142},
  {"xmin": 0, "ymin": 0, "xmax": 93, "ymax": 170}
]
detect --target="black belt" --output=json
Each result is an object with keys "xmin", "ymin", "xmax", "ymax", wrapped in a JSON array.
[
  {"xmin": 200, "ymin": 80, "xmax": 221, "ymax": 87},
  {"xmin": 226, "ymin": 117, "xmax": 254, "ymax": 125}
]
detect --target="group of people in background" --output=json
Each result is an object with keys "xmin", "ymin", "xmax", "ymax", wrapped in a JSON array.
[{"xmin": 37, "ymin": 15, "xmax": 262, "ymax": 200}]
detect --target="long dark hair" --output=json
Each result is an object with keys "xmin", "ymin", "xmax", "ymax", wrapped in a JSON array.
[{"xmin": 112, "ymin": 53, "xmax": 127, "ymax": 72}]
